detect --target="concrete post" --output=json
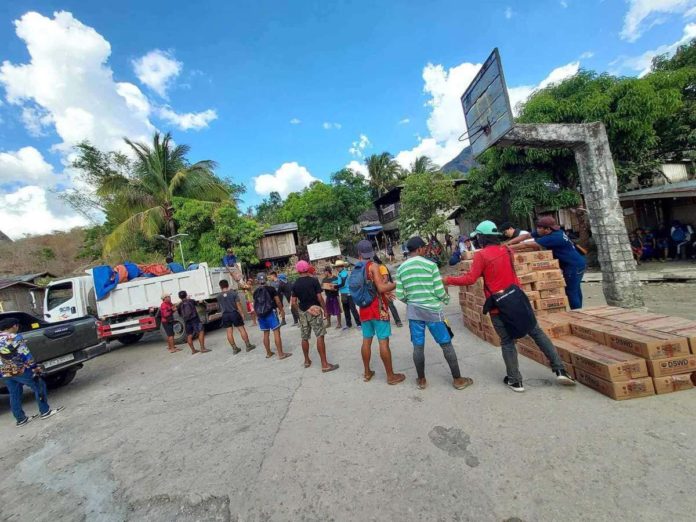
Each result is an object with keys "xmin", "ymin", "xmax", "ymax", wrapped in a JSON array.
[{"xmin": 499, "ymin": 122, "xmax": 644, "ymax": 308}]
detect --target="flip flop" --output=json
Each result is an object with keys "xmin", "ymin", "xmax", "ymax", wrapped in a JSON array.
[
  {"xmin": 387, "ymin": 373, "xmax": 406, "ymax": 385},
  {"xmin": 278, "ymin": 353, "xmax": 293, "ymax": 360},
  {"xmin": 304, "ymin": 361, "xmax": 312, "ymax": 368},
  {"xmin": 199, "ymin": 348, "xmax": 212, "ymax": 353},
  {"xmin": 417, "ymin": 379, "xmax": 427, "ymax": 390},
  {"xmin": 363, "ymin": 370, "xmax": 375, "ymax": 382},
  {"xmin": 322, "ymin": 363, "xmax": 340, "ymax": 373},
  {"xmin": 266, "ymin": 352, "xmax": 276, "ymax": 359}
]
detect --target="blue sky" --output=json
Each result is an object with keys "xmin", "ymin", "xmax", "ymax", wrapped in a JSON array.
[{"xmin": 0, "ymin": 0, "xmax": 694, "ymax": 237}]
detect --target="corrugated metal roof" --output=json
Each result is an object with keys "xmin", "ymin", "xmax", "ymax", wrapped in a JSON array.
[
  {"xmin": 620, "ymin": 180, "xmax": 696, "ymax": 201},
  {"xmin": 0, "ymin": 280, "xmax": 40, "ymax": 292},
  {"xmin": 5, "ymin": 272, "xmax": 56, "ymax": 283},
  {"xmin": 264, "ymin": 222, "xmax": 298, "ymax": 235}
]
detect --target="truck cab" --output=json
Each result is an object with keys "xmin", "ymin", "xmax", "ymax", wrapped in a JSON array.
[{"xmin": 44, "ymin": 276, "xmax": 96, "ymax": 323}]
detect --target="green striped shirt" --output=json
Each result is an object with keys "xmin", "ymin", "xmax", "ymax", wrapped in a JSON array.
[{"xmin": 395, "ymin": 256, "xmax": 449, "ymax": 311}]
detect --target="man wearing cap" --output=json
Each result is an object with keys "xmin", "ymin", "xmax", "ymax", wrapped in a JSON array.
[
  {"xmin": 158, "ymin": 292, "xmax": 181, "ymax": 353},
  {"xmin": 1, "ymin": 318, "xmax": 62, "ymax": 426},
  {"xmin": 334, "ymin": 260, "xmax": 361, "ymax": 330},
  {"xmin": 253, "ymin": 273, "xmax": 291, "ymax": 360},
  {"xmin": 353, "ymin": 240, "xmax": 405, "ymax": 385},
  {"xmin": 445, "ymin": 220, "xmax": 575, "ymax": 392},
  {"xmin": 292, "ymin": 261, "xmax": 339, "ymax": 372},
  {"xmin": 395, "ymin": 236, "xmax": 473, "ymax": 391},
  {"xmin": 508, "ymin": 216, "xmax": 587, "ymax": 309}
]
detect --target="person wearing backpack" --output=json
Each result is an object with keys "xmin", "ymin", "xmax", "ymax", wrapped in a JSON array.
[
  {"xmin": 395, "ymin": 236, "xmax": 472, "ymax": 391},
  {"xmin": 444, "ymin": 221, "xmax": 575, "ymax": 393},
  {"xmin": 290, "ymin": 261, "xmax": 338, "ymax": 372},
  {"xmin": 253, "ymin": 273, "xmax": 291, "ymax": 360},
  {"xmin": 334, "ymin": 260, "xmax": 361, "ymax": 330},
  {"xmin": 349, "ymin": 242, "xmax": 405, "ymax": 385},
  {"xmin": 177, "ymin": 290, "xmax": 210, "ymax": 355}
]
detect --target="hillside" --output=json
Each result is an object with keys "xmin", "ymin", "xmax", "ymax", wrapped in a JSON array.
[
  {"xmin": 441, "ymin": 145, "xmax": 477, "ymax": 174},
  {"xmin": 0, "ymin": 228, "xmax": 90, "ymax": 277}
]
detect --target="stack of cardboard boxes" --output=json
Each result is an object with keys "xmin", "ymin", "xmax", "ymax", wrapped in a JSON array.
[
  {"xmin": 515, "ymin": 307, "xmax": 696, "ymax": 400},
  {"xmin": 458, "ymin": 249, "xmax": 569, "ymax": 347},
  {"xmin": 456, "ymin": 252, "xmax": 695, "ymax": 400}
]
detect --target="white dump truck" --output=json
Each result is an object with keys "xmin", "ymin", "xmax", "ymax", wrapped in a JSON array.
[{"xmin": 43, "ymin": 263, "xmax": 237, "ymax": 345}]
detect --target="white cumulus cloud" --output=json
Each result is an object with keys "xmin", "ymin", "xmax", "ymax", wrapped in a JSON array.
[
  {"xmin": 508, "ymin": 61, "xmax": 580, "ymax": 114},
  {"xmin": 254, "ymin": 162, "xmax": 319, "ymax": 197},
  {"xmin": 349, "ymin": 134, "xmax": 371, "ymax": 158},
  {"xmin": 289, "ymin": 118, "xmax": 301, "ymax": 124},
  {"xmin": 617, "ymin": 22, "xmax": 696, "ymax": 75},
  {"xmin": 345, "ymin": 160, "xmax": 369, "ymax": 178},
  {"xmin": 322, "ymin": 121, "xmax": 342, "ymax": 130},
  {"xmin": 158, "ymin": 106, "xmax": 218, "ymax": 130},
  {"xmin": 621, "ymin": 0, "xmax": 696, "ymax": 42},
  {"xmin": 0, "ymin": 185, "xmax": 88, "ymax": 238},
  {"xmin": 0, "ymin": 146, "xmax": 60, "ymax": 185},
  {"xmin": 504, "ymin": 7, "xmax": 514, "ymax": 19},
  {"xmin": 132, "ymin": 49, "xmax": 182, "ymax": 98},
  {"xmin": 398, "ymin": 118, "xmax": 410, "ymax": 125}
]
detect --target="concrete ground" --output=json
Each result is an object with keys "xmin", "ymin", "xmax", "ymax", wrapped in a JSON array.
[{"xmin": 1, "ymin": 287, "xmax": 696, "ymax": 521}]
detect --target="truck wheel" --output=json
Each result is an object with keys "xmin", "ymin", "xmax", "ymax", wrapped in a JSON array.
[
  {"xmin": 117, "ymin": 332, "xmax": 145, "ymax": 346},
  {"xmin": 165, "ymin": 317, "xmax": 187, "ymax": 344},
  {"xmin": 45, "ymin": 369, "xmax": 77, "ymax": 389}
]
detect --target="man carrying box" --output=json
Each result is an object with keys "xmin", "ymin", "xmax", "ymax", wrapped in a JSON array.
[
  {"xmin": 444, "ymin": 221, "xmax": 575, "ymax": 393},
  {"xmin": 507, "ymin": 216, "xmax": 586, "ymax": 310}
]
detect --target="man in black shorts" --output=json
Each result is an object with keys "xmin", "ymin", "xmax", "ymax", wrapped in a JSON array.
[
  {"xmin": 218, "ymin": 280, "xmax": 256, "ymax": 354},
  {"xmin": 177, "ymin": 290, "xmax": 210, "ymax": 354}
]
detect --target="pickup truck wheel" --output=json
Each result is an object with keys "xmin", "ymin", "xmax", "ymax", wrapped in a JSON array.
[
  {"xmin": 45, "ymin": 369, "xmax": 77, "ymax": 389},
  {"xmin": 166, "ymin": 318, "xmax": 187, "ymax": 344},
  {"xmin": 117, "ymin": 333, "xmax": 145, "ymax": 346}
]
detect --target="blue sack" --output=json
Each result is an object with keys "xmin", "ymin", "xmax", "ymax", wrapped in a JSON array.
[{"xmin": 124, "ymin": 261, "xmax": 141, "ymax": 280}]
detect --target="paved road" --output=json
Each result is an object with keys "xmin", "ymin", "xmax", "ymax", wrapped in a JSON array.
[{"xmin": 1, "ymin": 296, "xmax": 695, "ymax": 521}]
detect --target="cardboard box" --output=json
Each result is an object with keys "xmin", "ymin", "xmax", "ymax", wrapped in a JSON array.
[
  {"xmin": 524, "ymin": 290, "xmax": 540, "ymax": 302},
  {"xmin": 538, "ymin": 296, "xmax": 569, "ymax": 310},
  {"xmin": 512, "ymin": 251, "xmax": 554, "ymax": 264},
  {"xmin": 552, "ymin": 338, "xmax": 584, "ymax": 364},
  {"xmin": 607, "ymin": 330, "xmax": 691, "ymax": 360},
  {"xmin": 521, "ymin": 283, "xmax": 535, "ymax": 292},
  {"xmin": 529, "ymin": 259, "xmax": 560, "ymax": 271},
  {"xmin": 463, "ymin": 308, "xmax": 481, "ymax": 323},
  {"xmin": 537, "ymin": 317, "xmax": 572, "ymax": 338},
  {"xmin": 574, "ymin": 369, "xmax": 655, "ymax": 400},
  {"xmin": 517, "ymin": 272, "xmax": 539, "ymax": 285},
  {"xmin": 663, "ymin": 327, "xmax": 696, "ymax": 353},
  {"xmin": 518, "ymin": 344, "xmax": 575, "ymax": 376},
  {"xmin": 570, "ymin": 322, "xmax": 613, "ymax": 345},
  {"xmin": 652, "ymin": 373, "xmax": 695, "ymax": 395},
  {"xmin": 647, "ymin": 355, "xmax": 696, "ymax": 378},
  {"xmin": 485, "ymin": 332, "xmax": 501, "ymax": 347},
  {"xmin": 514, "ymin": 263, "xmax": 531, "ymax": 274},
  {"xmin": 480, "ymin": 313, "xmax": 493, "ymax": 328},
  {"xmin": 532, "ymin": 279, "xmax": 566, "ymax": 291},
  {"xmin": 571, "ymin": 347, "xmax": 648, "ymax": 381},
  {"xmin": 603, "ymin": 311, "xmax": 665, "ymax": 325},
  {"xmin": 575, "ymin": 306, "xmax": 624, "ymax": 317},
  {"xmin": 539, "ymin": 287, "xmax": 567, "ymax": 299},
  {"xmin": 535, "ymin": 270, "xmax": 565, "ymax": 282}
]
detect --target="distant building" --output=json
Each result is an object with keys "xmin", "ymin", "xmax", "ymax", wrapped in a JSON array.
[
  {"xmin": 255, "ymin": 222, "xmax": 299, "ymax": 262},
  {"xmin": 0, "ymin": 272, "xmax": 56, "ymax": 315}
]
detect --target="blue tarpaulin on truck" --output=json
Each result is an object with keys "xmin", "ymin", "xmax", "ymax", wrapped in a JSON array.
[{"xmin": 92, "ymin": 266, "xmax": 118, "ymax": 300}]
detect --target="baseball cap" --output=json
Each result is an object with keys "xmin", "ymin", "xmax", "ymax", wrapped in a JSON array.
[
  {"xmin": 256, "ymin": 272, "xmax": 267, "ymax": 283},
  {"xmin": 356, "ymin": 240, "xmax": 375, "ymax": 259},
  {"xmin": 161, "ymin": 292, "xmax": 171, "ymax": 299},
  {"xmin": 278, "ymin": 273, "xmax": 288, "ymax": 282},
  {"xmin": 536, "ymin": 216, "xmax": 560, "ymax": 230},
  {"xmin": 406, "ymin": 236, "xmax": 426, "ymax": 252},
  {"xmin": 470, "ymin": 220, "xmax": 500, "ymax": 237},
  {"xmin": 296, "ymin": 260, "xmax": 311, "ymax": 273}
]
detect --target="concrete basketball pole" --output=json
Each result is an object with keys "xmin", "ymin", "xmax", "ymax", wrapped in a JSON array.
[{"xmin": 499, "ymin": 122, "xmax": 644, "ymax": 308}]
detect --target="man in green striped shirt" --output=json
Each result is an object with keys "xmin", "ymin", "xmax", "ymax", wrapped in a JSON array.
[{"xmin": 395, "ymin": 236, "xmax": 473, "ymax": 391}]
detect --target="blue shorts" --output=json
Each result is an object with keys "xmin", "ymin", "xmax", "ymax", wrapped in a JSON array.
[
  {"xmin": 361, "ymin": 319, "xmax": 391, "ymax": 340},
  {"xmin": 409, "ymin": 320, "xmax": 451, "ymax": 347},
  {"xmin": 258, "ymin": 311, "xmax": 280, "ymax": 332}
]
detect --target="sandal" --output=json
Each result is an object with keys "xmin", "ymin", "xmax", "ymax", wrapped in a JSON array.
[
  {"xmin": 266, "ymin": 352, "xmax": 276, "ymax": 359},
  {"xmin": 387, "ymin": 373, "xmax": 406, "ymax": 385},
  {"xmin": 322, "ymin": 363, "xmax": 340, "ymax": 373},
  {"xmin": 278, "ymin": 353, "xmax": 293, "ymax": 360},
  {"xmin": 304, "ymin": 360, "xmax": 312, "ymax": 368},
  {"xmin": 363, "ymin": 370, "xmax": 375, "ymax": 382}
]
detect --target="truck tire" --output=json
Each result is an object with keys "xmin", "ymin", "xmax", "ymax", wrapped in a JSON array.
[
  {"xmin": 117, "ymin": 332, "xmax": 145, "ymax": 346},
  {"xmin": 45, "ymin": 368, "xmax": 77, "ymax": 389},
  {"xmin": 164, "ymin": 317, "xmax": 187, "ymax": 344}
]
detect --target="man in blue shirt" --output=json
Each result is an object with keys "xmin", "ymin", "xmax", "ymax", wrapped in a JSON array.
[
  {"xmin": 166, "ymin": 256, "xmax": 185, "ymax": 273},
  {"xmin": 509, "ymin": 216, "xmax": 586, "ymax": 309},
  {"xmin": 222, "ymin": 248, "xmax": 238, "ymax": 268},
  {"xmin": 333, "ymin": 260, "xmax": 361, "ymax": 330}
]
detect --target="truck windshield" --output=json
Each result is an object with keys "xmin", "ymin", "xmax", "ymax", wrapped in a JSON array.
[{"xmin": 47, "ymin": 282, "xmax": 73, "ymax": 310}]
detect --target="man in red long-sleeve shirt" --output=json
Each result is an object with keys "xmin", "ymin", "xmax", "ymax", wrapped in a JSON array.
[{"xmin": 444, "ymin": 220, "xmax": 574, "ymax": 392}]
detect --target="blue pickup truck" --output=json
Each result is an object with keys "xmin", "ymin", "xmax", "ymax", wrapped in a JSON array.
[{"xmin": 0, "ymin": 311, "xmax": 108, "ymax": 390}]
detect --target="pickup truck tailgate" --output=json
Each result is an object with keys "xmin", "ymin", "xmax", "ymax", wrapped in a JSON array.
[{"xmin": 25, "ymin": 317, "xmax": 101, "ymax": 363}]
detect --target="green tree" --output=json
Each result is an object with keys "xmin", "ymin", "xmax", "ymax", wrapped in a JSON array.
[
  {"xmin": 399, "ymin": 172, "xmax": 457, "ymax": 238},
  {"xmin": 101, "ymin": 132, "xmax": 233, "ymax": 255},
  {"xmin": 365, "ymin": 152, "xmax": 401, "ymax": 197},
  {"xmin": 408, "ymin": 155, "xmax": 439, "ymax": 175},
  {"xmin": 255, "ymin": 191, "xmax": 284, "ymax": 225}
]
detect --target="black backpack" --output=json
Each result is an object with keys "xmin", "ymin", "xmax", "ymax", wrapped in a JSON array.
[
  {"xmin": 253, "ymin": 286, "xmax": 274, "ymax": 316},
  {"xmin": 179, "ymin": 299, "xmax": 198, "ymax": 322}
]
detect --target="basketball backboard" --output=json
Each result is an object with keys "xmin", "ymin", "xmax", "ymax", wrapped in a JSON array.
[{"xmin": 460, "ymin": 48, "xmax": 514, "ymax": 159}]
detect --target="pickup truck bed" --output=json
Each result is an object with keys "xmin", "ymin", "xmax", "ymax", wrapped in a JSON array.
[{"xmin": 0, "ymin": 311, "xmax": 108, "ymax": 390}]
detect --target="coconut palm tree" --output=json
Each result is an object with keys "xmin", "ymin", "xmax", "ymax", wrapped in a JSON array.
[
  {"xmin": 409, "ymin": 155, "xmax": 439, "ymax": 175},
  {"xmin": 103, "ymin": 131, "xmax": 230, "ymax": 254},
  {"xmin": 365, "ymin": 152, "xmax": 401, "ymax": 197}
]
